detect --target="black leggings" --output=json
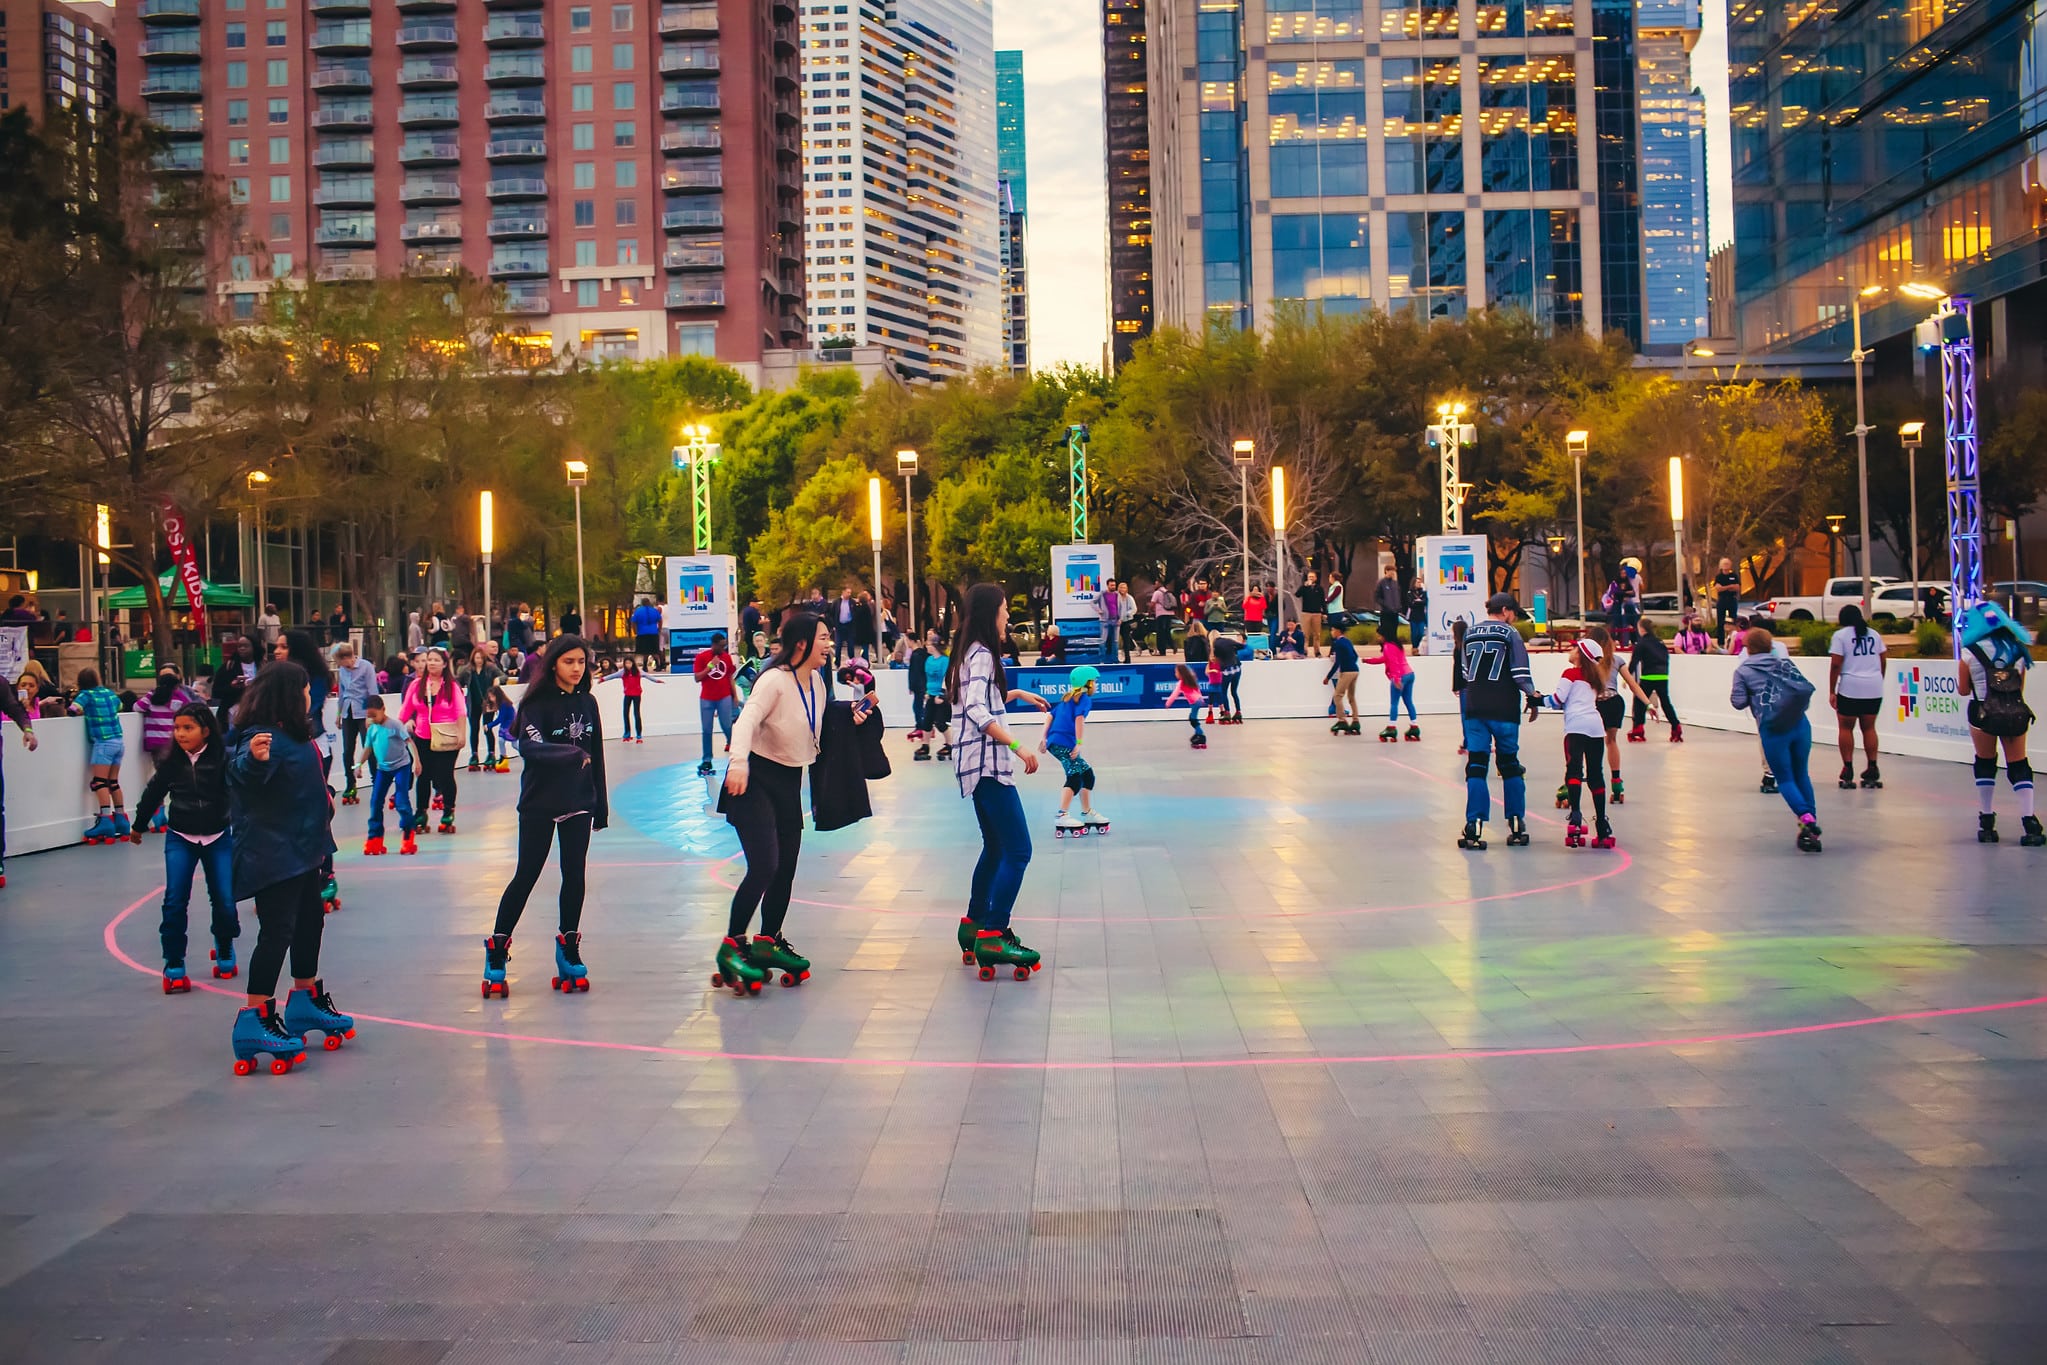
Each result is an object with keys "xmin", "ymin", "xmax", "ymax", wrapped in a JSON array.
[
  {"xmin": 1563, "ymin": 733, "xmax": 1608, "ymax": 823},
  {"xmin": 340, "ymin": 717, "xmax": 367, "ymax": 778},
  {"xmin": 622, "ymin": 693, "xmax": 643, "ymax": 738},
  {"xmin": 723, "ymin": 756, "xmax": 803, "ymax": 940},
  {"xmin": 247, "ymin": 869, "xmax": 326, "ymax": 998},
  {"xmin": 492, "ymin": 811, "xmax": 593, "ymax": 937},
  {"xmin": 468, "ymin": 709, "xmax": 497, "ymax": 762},
  {"xmin": 415, "ymin": 747, "xmax": 458, "ymax": 818},
  {"xmin": 1631, "ymin": 679, "xmax": 1679, "ymax": 728}
]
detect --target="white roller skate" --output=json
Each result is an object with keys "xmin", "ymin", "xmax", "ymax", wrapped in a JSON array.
[
  {"xmin": 1054, "ymin": 813, "xmax": 1084, "ymax": 839},
  {"xmin": 1080, "ymin": 810, "xmax": 1110, "ymax": 836}
]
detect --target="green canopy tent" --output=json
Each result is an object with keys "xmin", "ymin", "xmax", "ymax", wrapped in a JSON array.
[{"xmin": 104, "ymin": 574, "xmax": 257, "ymax": 609}]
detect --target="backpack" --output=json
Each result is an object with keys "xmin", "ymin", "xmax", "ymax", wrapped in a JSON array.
[
  {"xmin": 1970, "ymin": 643, "xmax": 2034, "ymax": 737},
  {"xmin": 1754, "ymin": 658, "xmax": 1815, "ymax": 734}
]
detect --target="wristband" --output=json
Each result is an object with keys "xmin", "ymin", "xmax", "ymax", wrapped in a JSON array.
[{"xmin": 1007, "ymin": 740, "xmax": 1022, "ymax": 754}]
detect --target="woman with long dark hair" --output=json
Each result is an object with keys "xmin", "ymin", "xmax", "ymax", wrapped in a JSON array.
[
  {"xmin": 948, "ymin": 583, "xmax": 1051, "ymax": 980},
  {"xmin": 401, "ymin": 646, "xmax": 465, "ymax": 834},
  {"xmin": 227, "ymin": 662, "xmax": 354, "ymax": 1073},
  {"xmin": 711, "ymin": 612, "xmax": 832, "ymax": 995},
  {"xmin": 1828, "ymin": 603, "xmax": 1887, "ymax": 791},
  {"xmin": 277, "ymin": 628, "xmax": 341, "ymax": 909},
  {"xmin": 483, "ymin": 634, "xmax": 608, "ymax": 997}
]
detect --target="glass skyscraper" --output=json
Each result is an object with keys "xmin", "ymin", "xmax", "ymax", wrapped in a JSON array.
[{"xmin": 995, "ymin": 47, "xmax": 1027, "ymax": 213}]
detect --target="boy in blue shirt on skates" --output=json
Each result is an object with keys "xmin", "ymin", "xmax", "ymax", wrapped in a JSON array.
[{"xmin": 360, "ymin": 696, "xmax": 418, "ymax": 856}]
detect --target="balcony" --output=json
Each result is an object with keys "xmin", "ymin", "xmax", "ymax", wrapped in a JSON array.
[
  {"xmin": 406, "ymin": 252, "xmax": 462, "ymax": 277},
  {"xmin": 310, "ymin": 0, "xmax": 372, "ymax": 12},
  {"xmin": 487, "ymin": 176, "xmax": 547, "ymax": 200},
  {"xmin": 138, "ymin": 0, "xmax": 200, "ymax": 23},
  {"xmin": 315, "ymin": 260, "xmax": 377, "ymax": 282},
  {"xmin": 661, "ymin": 126, "xmax": 721, "ymax": 154},
  {"xmin": 313, "ymin": 140, "xmax": 372, "ymax": 167},
  {"xmin": 664, "ymin": 245, "xmax": 724, "ymax": 270},
  {"xmin": 489, "ymin": 253, "xmax": 549, "ymax": 278},
  {"xmin": 487, "ymin": 213, "xmax": 548, "ymax": 239},
  {"xmin": 310, "ymin": 106, "xmax": 374, "ymax": 129},
  {"xmin": 487, "ymin": 136, "xmax": 546, "ymax": 161},
  {"xmin": 774, "ymin": 198, "xmax": 798, "ymax": 232},
  {"xmin": 502, "ymin": 289, "xmax": 550, "ymax": 316},
  {"xmin": 310, "ymin": 23, "xmax": 372, "ymax": 54},
  {"xmin": 400, "ymin": 177, "xmax": 462, "ymax": 203},
  {"xmin": 401, "ymin": 219, "xmax": 462, "ymax": 242},
  {"xmin": 661, "ymin": 87, "xmax": 719, "ymax": 113},
  {"xmin": 311, "ymin": 66, "xmax": 372, "ymax": 91},
  {"xmin": 665, "ymin": 283, "xmax": 725, "ymax": 308},
  {"xmin": 151, "ymin": 148, "xmax": 205, "ymax": 174},
  {"xmin": 395, "ymin": 23, "xmax": 459, "ymax": 48},
  {"xmin": 662, "ymin": 166, "xmax": 722, "ymax": 192},
  {"xmin": 395, "ymin": 0, "xmax": 456, "ymax": 9},
  {"xmin": 313, "ymin": 182, "xmax": 376, "ymax": 207},
  {"xmin": 663, "ymin": 207, "xmax": 723, "ymax": 231},
  {"xmin": 398, "ymin": 139, "xmax": 459, "ymax": 165},
  {"xmin": 484, "ymin": 15, "xmax": 545, "ymax": 43},
  {"xmin": 398, "ymin": 59, "xmax": 459, "ymax": 87},
  {"xmin": 775, "ymin": 167, "xmax": 800, "ymax": 197},
  {"xmin": 139, "ymin": 33, "xmax": 202, "ymax": 58},
  {"xmin": 773, "ymin": 23, "xmax": 796, "ymax": 58},
  {"xmin": 485, "ymin": 54, "xmax": 546, "ymax": 83},
  {"xmin": 661, "ymin": 4, "xmax": 719, "ymax": 34},
  {"xmin": 398, "ymin": 98, "xmax": 461, "ymax": 127},
  {"xmin": 485, "ymin": 95, "xmax": 546, "ymax": 122},
  {"xmin": 150, "ymin": 106, "xmax": 205, "ymax": 133},
  {"xmin": 660, "ymin": 48, "xmax": 720, "ymax": 75},
  {"xmin": 139, "ymin": 72, "xmax": 203, "ymax": 99},
  {"xmin": 314, "ymin": 223, "xmax": 376, "ymax": 247}
]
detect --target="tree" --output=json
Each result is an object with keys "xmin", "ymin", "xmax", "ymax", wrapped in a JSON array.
[
  {"xmin": 922, "ymin": 447, "xmax": 1066, "ymax": 592},
  {"xmin": 745, "ymin": 453, "xmax": 902, "ymax": 604}
]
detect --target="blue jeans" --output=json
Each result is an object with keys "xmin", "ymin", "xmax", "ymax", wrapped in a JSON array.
[
  {"xmin": 968, "ymin": 777, "xmax": 1032, "ymax": 931},
  {"xmin": 700, "ymin": 695, "xmax": 736, "ymax": 762},
  {"xmin": 1389, "ymin": 673, "xmax": 1416, "ymax": 722},
  {"xmin": 161, "ymin": 831, "xmax": 236, "ymax": 965},
  {"xmin": 368, "ymin": 765, "xmax": 415, "ymax": 839},
  {"xmin": 1759, "ymin": 719, "xmax": 1816, "ymax": 820},
  {"xmin": 1460, "ymin": 717, "xmax": 1526, "ymax": 823}
]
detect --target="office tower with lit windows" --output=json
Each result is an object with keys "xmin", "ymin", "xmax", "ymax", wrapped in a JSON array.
[
  {"xmin": 1630, "ymin": 0, "xmax": 1704, "ymax": 349},
  {"xmin": 995, "ymin": 45, "xmax": 1025, "ymax": 211},
  {"xmin": 1103, "ymin": 0, "xmax": 1151, "ymax": 367},
  {"xmin": 1730, "ymin": 0, "xmax": 2047, "ymax": 361},
  {"xmin": 995, "ymin": 47, "xmax": 1028, "ymax": 373},
  {"xmin": 113, "ymin": 0, "xmax": 804, "ymax": 369},
  {"xmin": 801, "ymin": 0, "xmax": 1002, "ymax": 382},
  {"xmin": 2, "ymin": 0, "xmax": 116, "ymax": 134},
  {"xmin": 1146, "ymin": 0, "xmax": 1705, "ymax": 348}
]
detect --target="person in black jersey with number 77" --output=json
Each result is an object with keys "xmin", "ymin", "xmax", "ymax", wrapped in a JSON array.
[{"xmin": 1455, "ymin": 593, "xmax": 1543, "ymax": 850}]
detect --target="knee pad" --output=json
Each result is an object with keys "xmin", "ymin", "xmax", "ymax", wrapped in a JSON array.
[
  {"xmin": 2009, "ymin": 759, "xmax": 2034, "ymax": 788},
  {"xmin": 1465, "ymin": 756, "xmax": 1491, "ymax": 782},
  {"xmin": 1496, "ymin": 753, "xmax": 1526, "ymax": 781},
  {"xmin": 90, "ymin": 776, "xmax": 115, "ymax": 793},
  {"xmin": 1081, "ymin": 768, "xmax": 1096, "ymax": 791},
  {"xmin": 1064, "ymin": 771, "xmax": 1086, "ymax": 794},
  {"xmin": 1975, "ymin": 756, "xmax": 2000, "ymax": 782}
]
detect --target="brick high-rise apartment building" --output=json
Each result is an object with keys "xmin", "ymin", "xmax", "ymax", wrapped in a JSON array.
[
  {"xmin": 115, "ymin": 0, "xmax": 804, "ymax": 370},
  {"xmin": 2, "ymin": 0, "xmax": 116, "ymax": 130}
]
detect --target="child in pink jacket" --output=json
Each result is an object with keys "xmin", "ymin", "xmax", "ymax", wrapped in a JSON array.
[{"xmin": 1361, "ymin": 636, "xmax": 1418, "ymax": 740}]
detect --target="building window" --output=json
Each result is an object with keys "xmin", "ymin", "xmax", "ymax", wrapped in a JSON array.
[
  {"xmin": 267, "ymin": 59, "xmax": 289, "ymax": 87},
  {"xmin": 269, "ymin": 136, "xmax": 290, "ymax": 164},
  {"xmin": 266, "ymin": 20, "xmax": 287, "ymax": 45},
  {"xmin": 571, "ymin": 6, "xmax": 592, "ymax": 31},
  {"xmin": 227, "ymin": 62, "xmax": 249, "ymax": 89},
  {"xmin": 229, "ymin": 178, "xmax": 250, "ymax": 203},
  {"xmin": 614, "ymin": 160, "xmax": 636, "ymax": 188},
  {"xmin": 1387, "ymin": 210, "xmax": 1466, "ymax": 318},
  {"xmin": 576, "ymin": 279, "xmax": 600, "ymax": 307},
  {"xmin": 613, "ymin": 81, "xmax": 635, "ymax": 110},
  {"xmin": 615, "ymin": 200, "xmax": 637, "ymax": 225},
  {"xmin": 617, "ymin": 281, "xmax": 639, "ymax": 306},
  {"xmin": 226, "ymin": 23, "xmax": 247, "ymax": 48},
  {"xmin": 572, "ymin": 45, "xmax": 594, "ymax": 72},
  {"xmin": 268, "ymin": 98, "xmax": 290, "ymax": 123},
  {"xmin": 229, "ymin": 139, "xmax": 251, "ymax": 165},
  {"xmin": 226, "ymin": 0, "xmax": 244, "ymax": 10},
  {"xmin": 272, "ymin": 252, "xmax": 293, "ymax": 277},
  {"xmin": 228, "ymin": 100, "xmax": 249, "ymax": 126},
  {"xmin": 574, "ymin": 198, "xmax": 595, "ymax": 226},
  {"xmin": 573, "ymin": 123, "xmax": 595, "ymax": 150},
  {"xmin": 1272, "ymin": 213, "xmax": 1370, "ymax": 308},
  {"xmin": 268, "ymin": 175, "xmax": 291, "ymax": 202},
  {"xmin": 270, "ymin": 212, "xmax": 291, "ymax": 238},
  {"xmin": 617, "ymin": 238, "xmax": 638, "ymax": 263},
  {"xmin": 575, "ymin": 240, "xmax": 598, "ymax": 266},
  {"xmin": 1383, "ymin": 57, "xmax": 1462, "ymax": 194},
  {"xmin": 231, "ymin": 294, "xmax": 258, "ymax": 321},
  {"xmin": 676, "ymin": 322, "xmax": 715, "ymax": 355},
  {"xmin": 572, "ymin": 84, "xmax": 594, "ymax": 111},
  {"xmin": 1483, "ymin": 208, "xmax": 1582, "ymax": 331},
  {"xmin": 574, "ymin": 162, "xmax": 596, "ymax": 189},
  {"xmin": 1267, "ymin": 60, "xmax": 1366, "ymax": 199},
  {"xmin": 613, "ymin": 42, "xmax": 634, "ymax": 69},
  {"xmin": 613, "ymin": 120, "xmax": 636, "ymax": 148},
  {"xmin": 612, "ymin": 3, "xmax": 634, "ymax": 29}
]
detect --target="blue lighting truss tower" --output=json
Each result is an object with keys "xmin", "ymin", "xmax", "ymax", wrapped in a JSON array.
[{"xmin": 1940, "ymin": 298, "xmax": 1983, "ymax": 623}]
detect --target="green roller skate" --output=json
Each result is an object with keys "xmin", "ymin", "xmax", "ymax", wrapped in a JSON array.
[
  {"xmin": 957, "ymin": 916, "xmax": 979, "ymax": 965},
  {"xmin": 749, "ymin": 933, "xmax": 811, "ymax": 987},
  {"xmin": 972, "ymin": 928, "xmax": 1041, "ymax": 982},
  {"xmin": 711, "ymin": 936, "xmax": 769, "ymax": 996}
]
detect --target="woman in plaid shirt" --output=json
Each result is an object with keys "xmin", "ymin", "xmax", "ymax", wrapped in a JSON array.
[{"xmin": 947, "ymin": 584, "xmax": 1051, "ymax": 980}]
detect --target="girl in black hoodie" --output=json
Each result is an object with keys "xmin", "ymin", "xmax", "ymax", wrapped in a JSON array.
[
  {"xmin": 484, "ymin": 634, "xmax": 608, "ymax": 997},
  {"xmin": 132, "ymin": 701, "xmax": 240, "ymax": 992}
]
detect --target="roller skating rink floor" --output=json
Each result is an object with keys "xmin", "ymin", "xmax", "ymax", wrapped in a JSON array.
[{"xmin": 3, "ymin": 719, "xmax": 2046, "ymax": 1363}]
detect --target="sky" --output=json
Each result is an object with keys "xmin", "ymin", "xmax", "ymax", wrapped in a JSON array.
[{"xmin": 997, "ymin": 0, "xmax": 1737, "ymax": 373}]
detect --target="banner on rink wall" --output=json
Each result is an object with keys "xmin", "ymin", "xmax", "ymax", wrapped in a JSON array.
[{"xmin": 663, "ymin": 554, "xmax": 739, "ymax": 664}]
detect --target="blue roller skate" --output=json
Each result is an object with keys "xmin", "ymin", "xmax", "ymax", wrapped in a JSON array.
[
  {"xmin": 482, "ymin": 933, "xmax": 511, "ymax": 998},
  {"xmin": 210, "ymin": 937, "xmax": 239, "ymax": 979},
  {"xmin": 148, "ymin": 808, "xmax": 168, "ymax": 834},
  {"xmin": 161, "ymin": 962, "xmax": 191, "ymax": 995},
  {"xmin": 230, "ymin": 1000, "xmax": 306, "ymax": 1076},
  {"xmin": 82, "ymin": 812, "xmax": 117, "ymax": 845},
  {"xmin": 110, "ymin": 810, "xmax": 133, "ymax": 839},
  {"xmin": 283, "ymin": 979, "xmax": 356, "ymax": 1051},
  {"xmin": 552, "ymin": 931, "xmax": 590, "ymax": 993}
]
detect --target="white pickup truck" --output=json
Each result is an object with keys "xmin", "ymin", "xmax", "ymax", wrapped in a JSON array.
[{"xmin": 1757, "ymin": 576, "xmax": 1895, "ymax": 623}]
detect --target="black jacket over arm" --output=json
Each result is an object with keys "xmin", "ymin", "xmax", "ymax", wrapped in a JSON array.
[{"xmin": 811, "ymin": 701, "xmax": 889, "ymax": 832}]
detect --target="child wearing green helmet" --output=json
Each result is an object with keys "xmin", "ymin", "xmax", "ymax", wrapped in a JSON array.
[{"xmin": 1043, "ymin": 665, "xmax": 1109, "ymax": 836}]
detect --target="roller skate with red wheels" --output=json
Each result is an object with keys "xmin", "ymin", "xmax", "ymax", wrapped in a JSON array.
[
  {"xmin": 400, "ymin": 827, "xmax": 417, "ymax": 855},
  {"xmin": 162, "ymin": 961, "xmax": 191, "ymax": 994},
  {"xmin": 1554, "ymin": 783, "xmax": 1570, "ymax": 810},
  {"xmin": 363, "ymin": 835, "xmax": 387, "ymax": 856},
  {"xmin": 284, "ymin": 979, "xmax": 356, "ymax": 1050},
  {"xmin": 110, "ymin": 811, "xmax": 132, "ymax": 840},
  {"xmin": 82, "ymin": 812, "xmax": 117, "ymax": 845},
  {"xmin": 1378, "ymin": 726, "xmax": 1399, "ymax": 742},
  {"xmin": 148, "ymin": 808, "xmax": 169, "ymax": 832},
  {"xmin": 973, "ymin": 928, "xmax": 1040, "ymax": 981},
  {"xmin": 1563, "ymin": 820, "xmax": 1586, "ymax": 848},
  {"xmin": 552, "ymin": 931, "xmax": 591, "ymax": 992},
  {"xmin": 1591, "ymin": 818, "xmax": 1616, "ymax": 850},
  {"xmin": 467, "ymin": 758, "xmax": 481, "ymax": 772},
  {"xmin": 320, "ymin": 875, "xmax": 340, "ymax": 914},
  {"xmin": 1668, "ymin": 723, "xmax": 1684, "ymax": 743},
  {"xmin": 957, "ymin": 917, "xmax": 979, "ymax": 964},
  {"xmin": 230, "ymin": 1000, "xmax": 305, "ymax": 1076},
  {"xmin": 481, "ymin": 933, "xmax": 511, "ymax": 998},
  {"xmin": 750, "ymin": 932, "xmax": 811, "ymax": 987},
  {"xmin": 341, "ymin": 782, "xmax": 360, "ymax": 806},
  {"xmin": 438, "ymin": 815, "xmax": 455, "ymax": 835},
  {"xmin": 1404, "ymin": 725, "xmax": 1421, "ymax": 741},
  {"xmin": 1609, "ymin": 774, "xmax": 1625, "ymax": 805},
  {"xmin": 210, "ymin": 937, "xmax": 238, "ymax": 979},
  {"xmin": 712, "ymin": 935, "xmax": 767, "ymax": 996},
  {"xmin": 1626, "ymin": 724, "xmax": 1646, "ymax": 743},
  {"xmin": 1344, "ymin": 720, "xmax": 1362, "ymax": 736},
  {"xmin": 431, "ymin": 794, "xmax": 443, "ymax": 811}
]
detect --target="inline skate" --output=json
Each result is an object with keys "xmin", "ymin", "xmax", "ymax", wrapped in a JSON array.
[
  {"xmin": 972, "ymin": 928, "xmax": 1041, "ymax": 981},
  {"xmin": 1860, "ymin": 764, "xmax": 1883, "ymax": 790},
  {"xmin": 162, "ymin": 962, "xmax": 191, "ymax": 994},
  {"xmin": 1378, "ymin": 726, "xmax": 1399, "ymax": 742},
  {"xmin": 210, "ymin": 937, "xmax": 238, "ymax": 980},
  {"xmin": 1404, "ymin": 725, "xmax": 1421, "ymax": 742},
  {"xmin": 712, "ymin": 935, "xmax": 768, "ymax": 995},
  {"xmin": 1838, "ymin": 762, "xmax": 1856, "ymax": 791},
  {"xmin": 552, "ymin": 931, "xmax": 591, "ymax": 992},
  {"xmin": 283, "ymin": 979, "xmax": 356, "ymax": 1050},
  {"xmin": 482, "ymin": 933, "xmax": 511, "ymax": 997},
  {"xmin": 1504, "ymin": 816, "xmax": 1529, "ymax": 846},
  {"xmin": 1979, "ymin": 813, "xmax": 2000, "ymax": 844},
  {"xmin": 1796, "ymin": 815, "xmax": 1823, "ymax": 853},
  {"xmin": 1457, "ymin": 820, "xmax": 1488, "ymax": 850},
  {"xmin": 230, "ymin": 1000, "xmax": 306, "ymax": 1076},
  {"xmin": 1592, "ymin": 818, "xmax": 1616, "ymax": 850},
  {"xmin": 1054, "ymin": 813, "xmax": 1084, "ymax": 838},
  {"xmin": 1080, "ymin": 810, "xmax": 1110, "ymax": 836},
  {"xmin": 2022, "ymin": 815, "xmax": 2046, "ymax": 847},
  {"xmin": 749, "ymin": 933, "xmax": 811, "ymax": 987}
]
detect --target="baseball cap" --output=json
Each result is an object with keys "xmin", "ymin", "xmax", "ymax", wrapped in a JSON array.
[{"xmin": 1485, "ymin": 592, "xmax": 1519, "ymax": 614}]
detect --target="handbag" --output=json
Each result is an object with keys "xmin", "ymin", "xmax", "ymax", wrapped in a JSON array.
[{"xmin": 423, "ymin": 680, "xmax": 463, "ymax": 751}]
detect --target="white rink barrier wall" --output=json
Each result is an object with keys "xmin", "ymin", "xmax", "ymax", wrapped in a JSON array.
[{"xmin": 4, "ymin": 652, "xmax": 2031, "ymax": 856}]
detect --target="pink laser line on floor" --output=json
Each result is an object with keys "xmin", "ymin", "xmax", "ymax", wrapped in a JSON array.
[{"xmin": 103, "ymin": 890, "xmax": 2047, "ymax": 1072}]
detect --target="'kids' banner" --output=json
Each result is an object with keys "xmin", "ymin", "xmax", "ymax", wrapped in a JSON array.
[{"xmin": 1418, "ymin": 534, "xmax": 1488, "ymax": 655}]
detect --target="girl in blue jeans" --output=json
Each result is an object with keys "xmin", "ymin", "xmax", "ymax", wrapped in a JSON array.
[
  {"xmin": 132, "ymin": 702, "xmax": 238, "ymax": 991},
  {"xmin": 949, "ymin": 583, "xmax": 1050, "ymax": 979}
]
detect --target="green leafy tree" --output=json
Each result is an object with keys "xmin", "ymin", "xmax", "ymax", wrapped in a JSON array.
[{"xmin": 745, "ymin": 453, "xmax": 902, "ymax": 604}]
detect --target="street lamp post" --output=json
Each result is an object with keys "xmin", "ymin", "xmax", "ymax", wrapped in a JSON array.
[
  {"xmin": 1851, "ymin": 280, "xmax": 1950, "ymax": 615},
  {"xmin": 1271, "ymin": 466, "xmax": 1288, "ymax": 639},
  {"xmin": 867, "ymin": 475, "xmax": 885, "ymax": 656},
  {"xmin": 1899, "ymin": 422, "xmax": 1925, "ymax": 616},
  {"xmin": 672, "ymin": 422, "xmax": 721, "ymax": 553},
  {"xmin": 1668, "ymin": 457, "xmax": 1686, "ymax": 605},
  {"xmin": 245, "ymin": 472, "xmax": 271, "ymax": 623},
  {"xmin": 479, "ymin": 490, "xmax": 494, "ymax": 641},
  {"xmin": 565, "ymin": 460, "xmax": 589, "ymax": 625},
  {"xmin": 1826, "ymin": 513, "xmax": 1846, "ymax": 578},
  {"xmin": 1427, "ymin": 402, "xmax": 1476, "ymax": 533},
  {"xmin": 896, "ymin": 448, "xmax": 919, "ymax": 636},
  {"xmin": 1566, "ymin": 430, "xmax": 1589, "ymax": 621},
  {"xmin": 1232, "ymin": 437, "xmax": 1255, "ymax": 609}
]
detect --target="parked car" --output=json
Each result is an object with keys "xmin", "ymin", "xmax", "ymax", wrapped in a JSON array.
[
  {"xmin": 1757, "ymin": 576, "xmax": 1897, "ymax": 623},
  {"xmin": 1869, "ymin": 581, "xmax": 1950, "ymax": 624}
]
